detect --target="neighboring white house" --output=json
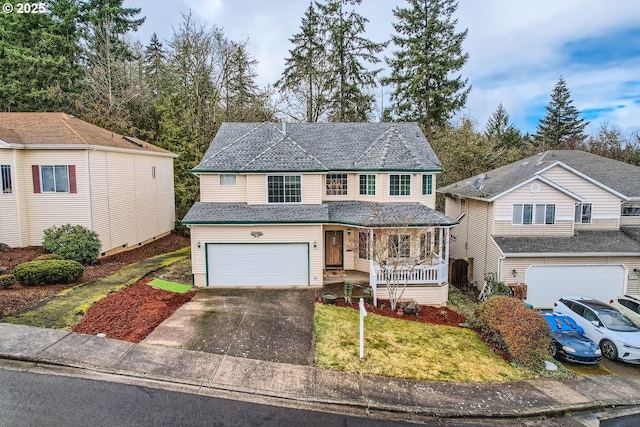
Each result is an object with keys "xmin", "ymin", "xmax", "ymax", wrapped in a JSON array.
[
  {"xmin": 0, "ymin": 112, "xmax": 177, "ymax": 255},
  {"xmin": 182, "ymin": 122, "xmax": 458, "ymax": 306},
  {"xmin": 439, "ymin": 150, "xmax": 640, "ymax": 308}
]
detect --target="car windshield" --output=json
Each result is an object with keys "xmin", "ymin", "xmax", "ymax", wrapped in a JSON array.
[{"xmin": 599, "ymin": 311, "xmax": 640, "ymax": 332}]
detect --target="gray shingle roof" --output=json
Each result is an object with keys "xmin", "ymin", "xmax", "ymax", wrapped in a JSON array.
[
  {"xmin": 438, "ymin": 150, "xmax": 640, "ymax": 200},
  {"xmin": 493, "ymin": 230, "xmax": 640, "ymax": 256},
  {"xmin": 194, "ymin": 122, "xmax": 441, "ymax": 172},
  {"xmin": 182, "ymin": 201, "xmax": 457, "ymax": 227}
]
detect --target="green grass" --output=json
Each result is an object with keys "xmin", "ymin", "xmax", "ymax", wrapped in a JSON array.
[
  {"xmin": 1, "ymin": 247, "xmax": 190, "ymax": 329},
  {"xmin": 314, "ymin": 303, "xmax": 533, "ymax": 382},
  {"xmin": 148, "ymin": 278, "xmax": 192, "ymax": 293}
]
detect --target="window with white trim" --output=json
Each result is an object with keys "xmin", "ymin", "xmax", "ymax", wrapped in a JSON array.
[
  {"xmin": 268, "ymin": 175, "xmax": 301, "ymax": 203},
  {"xmin": 220, "ymin": 174, "xmax": 236, "ymax": 186},
  {"xmin": 389, "ymin": 174, "xmax": 410, "ymax": 196},
  {"xmin": 359, "ymin": 174, "xmax": 375, "ymax": 195},
  {"xmin": 575, "ymin": 203, "xmax": 592, "ymax": 224},
  {"xmin": 41, "ymin": 165, "xmax": 69, "ymax": 193},
  {"xmin": 422, "ymin": 174, "xmax": 433, "ymax": 195},
  {"xmin": 512, "ymin": 204, "xmax": 533, "ymax": 225},
  {"xmin": 534, "ymin": 204, "xmax": 556, "ymax": 225},
  {"xmin": 1, "ymin": 165, "xmax": 11, "ymax": 194},
  {"xmin": 326, "ymin": 173, "xmax": 347, "ymax": 195},
  {"xmin": 622, "ymin": 203, "xmax": 640, "ymax": 216},
  {"xmin": 388, "ymin": 234, "xmax": 410, "ymax": 258}
]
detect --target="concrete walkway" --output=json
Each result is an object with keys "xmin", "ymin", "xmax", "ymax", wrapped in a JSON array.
[{"xmin": 1, "ymin": 322, "xmax": 640, "ymax": 424}]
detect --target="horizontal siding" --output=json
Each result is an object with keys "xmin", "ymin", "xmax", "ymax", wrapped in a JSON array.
[
  {"xmin": 494, "ymin": 220, "xmax": 573, "ymax": 236},
  {"xmin": 541, "ymin": 165, "xmax": 623, "ymax": 220},
  {"xmin": 376, "ymin": 284, "xmax": 448, "ymax": 307},
  {"xmin": 621, "ymin": 216, "xmax": 640, "ymax": 225},
  {"xmin": 22, "ymin": 151, "xmax": 90, "ymax": 245},
  {"xmin": 0, "ymin": 150, "xmax": 19, "ymax": 246},
  {"xmin": 575, "ymin": 218, "xmax": 619, "ymax": 230},
  {"xmin": 247, "ymin": 174, "xmax": 266, "ymax": 205},
  {"xmin": 303, "ymin": 174, "xmax": 322, "ymax": 204},
  {"xmin": 199, "ymin": 174, "xmax": 247, "ymax": 203},
  {"xmin": 190, "ymin": 224, "xmax": 323, "ymax": 287}
]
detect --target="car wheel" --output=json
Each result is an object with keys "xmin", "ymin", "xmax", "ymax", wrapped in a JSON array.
[
  {"xmin": 548, "ymin": 342, "xmax": 558, "ymax": 359},
  {"xmin": 600, "ymin": 340, "xmax": 618, "ymax": 360}
]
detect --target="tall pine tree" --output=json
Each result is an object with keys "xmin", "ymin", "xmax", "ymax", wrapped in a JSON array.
[
  {"xmin": 318, "ymin": 0, "xmax": 385, "ymax": 122},
  {"xmin": 534, "ymin": 76, "xmax": 588, "ymax": 149},
  {"xmin": 485, "ymin": 103, "xmax": 522, "ymax": 149},
  {"xmin": 384, "ymin": 0, "xmax": 469, "ymax": 138}
]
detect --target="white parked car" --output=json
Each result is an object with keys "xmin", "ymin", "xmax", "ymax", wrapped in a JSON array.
[
  {"xmin": 553, "ymin": 297, "xmax": 640, "ymax": 364},
  {"xmin": 609, "ymin": 295, "xmax": 640, "ymax": 326}
]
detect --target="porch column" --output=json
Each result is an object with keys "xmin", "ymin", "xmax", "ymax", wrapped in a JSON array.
[
  {"xmin": 369, "ymin": 228, "xmax": 377, "ymax": 307},
  {"xmin": 444, "ymin": 227, "xmax": 450, "ymax": 283},
  {"xmin": 438, "ymin": 227, "xmax": 443, "ymax": 260}
]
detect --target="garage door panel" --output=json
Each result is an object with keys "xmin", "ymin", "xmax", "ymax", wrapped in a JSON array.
[
  {"xmin": 207, "ymin": 243, "xmax": 309, "ymax": 286},
  {"xmin": 525, "ymin": 264, "xmax": 626, "ymax": 308}
]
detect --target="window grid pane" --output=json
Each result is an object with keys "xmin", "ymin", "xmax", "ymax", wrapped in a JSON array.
[
  {"xmin": 326, "ymin": 174, "xmax": 347, "ymax": 195},
  {"xmin": 512, "ymin": 204, "xmax": 523, "ymax": 224},
  {"xmin": 41, "ymin": 166, "xmax": 55, "ymax": 192},
  {"xmin": 545, "ymin": 205, "xmax": 556, "ymax": 224},
  {"xmin": 359, "ymin": 174, "xmax": 375, "ymax": 195},
  {"xmin": 422, "ymin": 175, "xmax": 432, "ymax": 195},
  {"xmin": 268, "ymin": 175, "xmax": 300, "ymax": 203},
  {"xmin": 1, "ymin": 165, "xmax": 11, "ymax": 194},
  {"xmin": 220, "ymin": 174, "xmax": 236, "ymax": 185},
  {"xmin": 390, "ymin": 174, "xmax": 410, "ymax": 196},
  {"xmin": 54, "ymin": 165, "xmax": 69, "ymax": 192},
  {"xmin": 522, "ymin": 204, "xmax": 533, "ymax": 224}
]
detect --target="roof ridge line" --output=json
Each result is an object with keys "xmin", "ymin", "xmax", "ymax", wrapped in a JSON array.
[
  {"xmin": 199, "ymin": 122, "xmax": 270, "ymax": 165},
  {"xmin": 353, "ymin": 125, "xmax": 395, "ymax": 167},
  {"xmin": 60, "ymin": 116, "xmax": 90, "ymax": 145},
  {"xmin": 391, "ymin": 126, "xmax": 423, "ymax": 167}
]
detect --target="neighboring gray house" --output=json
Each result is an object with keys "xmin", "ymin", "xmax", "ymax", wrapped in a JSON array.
[
  {"xmin": 183, "ymin": 122, "xmax": 457, "ymax": 306},
  {"xmin": 439, "ymin": 150, "xmax": 640, "ymax": 308}
]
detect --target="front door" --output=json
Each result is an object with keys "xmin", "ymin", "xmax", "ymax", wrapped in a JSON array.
[{"xmin": 325, "ymin": 230, "xmax": 343, "ymax": 268}]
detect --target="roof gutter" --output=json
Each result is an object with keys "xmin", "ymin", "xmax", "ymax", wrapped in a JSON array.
[{"xmin": 502, "ymin": 252, "xmax": 640, "ymax": 257}]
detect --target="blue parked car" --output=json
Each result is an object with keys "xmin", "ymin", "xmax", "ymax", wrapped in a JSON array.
[{"xmin": 543, "ymin": 312, "xmax": 601, "ymax": 364}]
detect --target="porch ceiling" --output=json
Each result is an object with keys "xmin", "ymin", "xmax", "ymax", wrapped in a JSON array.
[{"xmin": 182, "ymin": 201, "xmax": 457, "ymax": 228}]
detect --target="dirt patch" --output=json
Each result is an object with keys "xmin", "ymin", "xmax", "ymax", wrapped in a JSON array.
[
  {"xmin": 0, "ymin": 233, "xmax": 189, "ymax": 317},
  {"xmin": 72, "ymin": 277, "xmax": 195, "ymax": 342},
  {"xmin": 328, "ymin": 297, "xmax": 467, "ymax": 327}
]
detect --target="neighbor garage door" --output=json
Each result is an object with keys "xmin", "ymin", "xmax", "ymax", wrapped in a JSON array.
[
  {"xmin": 207, "ymin": 243, "xmax": 309, "ymax": 286},
  {"xmin": 525, "ymin": 264, "xmax": 626, "ymax": 308}
]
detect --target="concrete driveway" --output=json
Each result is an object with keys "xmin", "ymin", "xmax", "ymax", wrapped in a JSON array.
[{"xmin": 143, "ymin": 288, "xmax": 317, "ymax": 366}]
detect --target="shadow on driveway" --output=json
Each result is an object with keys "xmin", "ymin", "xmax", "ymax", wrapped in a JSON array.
[{"xmin": 144, "ymin": 288, "xmax": 318, "ymax": 366}]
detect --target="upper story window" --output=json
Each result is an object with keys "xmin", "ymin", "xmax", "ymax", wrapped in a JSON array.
[
  {"xmin": 1, "ymin": 165, "xmax": 11, "ymax": 194},
  {"xmin": 326, "ymin": 173, "xmax": 347, "ymax": 195},
  {"xmin": 513, "ymin": 203, "xmax": 556, "ymax": 225},
  {"xmin": 575, "ymin": 203, "xmax": 592, "ymax": 224},
  {"xmin": 422, "ymin": 174, "xmax": 433, "ymax": 195},
  {"xmin": 359, "ymin": 174, "xmax": 376, "ymax": 195},
  {"xmin": 220, "ymin": 174, "xmax": 236, "ymax": 186},
  {"xmin": 622, "ymin": 203, "xmax": 640, "ymax": 216},
  {"xmin": 389, "ymin": 174, "xmax": 411, "ymax": 196},
  {"xmin": 268, "ymin": 175, "xmax": 301, "ymax": 203}
]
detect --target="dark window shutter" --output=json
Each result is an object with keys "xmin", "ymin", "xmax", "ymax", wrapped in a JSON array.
[
  {"xmin": 68, "ymin": 165, "xmax": 77, "ymax": 193},
  {"xmin": 32, "ymin": 165, "xmax": 41, "ymax": 193}
]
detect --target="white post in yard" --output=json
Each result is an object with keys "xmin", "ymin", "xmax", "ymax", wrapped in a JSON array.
[{"xmin": 359, "ymin": 297, "xmax": 367, "ymax": 360}]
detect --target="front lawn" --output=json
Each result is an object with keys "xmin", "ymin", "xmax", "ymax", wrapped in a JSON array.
[{"xmin": 314, "ymin": 303, "xmax": 533, "ymax": 382}]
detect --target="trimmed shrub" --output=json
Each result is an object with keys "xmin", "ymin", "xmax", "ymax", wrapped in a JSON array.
[
  {"xmin": 0, "ymin": 243, "xmax": 10, "ymax": 252},
  {"xmin": 13, "ymin": 260, "xmax": 84, "ymax": 286},
  {"xmin": 34, "ymin": 253, "xmax": 64, "ymax": 261},
  {"xmin": 473, "ymin": 295, "xmax": 551, "ymax": 368},
  {"xmin": 0, "ymin": 273, "xmax": 15, "ymax": 289},
  {"xmin": 42, "ymin": 224, "xmax": 101, "ymax": 264}
]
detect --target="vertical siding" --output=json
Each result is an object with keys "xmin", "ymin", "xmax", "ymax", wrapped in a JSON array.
[
  {"xmin": 190, "ymin": 224, "xmax": 323, "ymax": 287},
  {"xmin": 90, "ymin": 151, "xmax": 176, "ymax": 253},
  {"xmin": 0, "ymin": 149, "xmax": 19, "ymax": 246},
  {"xmin": 23, "ymin": 151, "xmax": 90, "ymax": 245},
  {"xmin": 541, "ymin": 165, "xmax": 623, "ymax": 229},
  {"xmin": 199, "ymin": 174, "xmax": 248, "ymax": 202}
]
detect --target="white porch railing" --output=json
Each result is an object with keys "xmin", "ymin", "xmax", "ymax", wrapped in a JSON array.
[{"xmin": 373, "ymin": 261, "xmax": 448, "ymax": 285}]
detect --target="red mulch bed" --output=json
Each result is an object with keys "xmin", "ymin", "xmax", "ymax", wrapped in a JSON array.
[
  {"xmin": 72, "ymin": 277, "xmax": 195, "ymax": 342},
  {"xmin": 326, "ymin": 297, "xmax": 467, "ymax": 327},
  {"xmin": 0, "ymin": 232, "xmax": 190, "ymax": 317}
]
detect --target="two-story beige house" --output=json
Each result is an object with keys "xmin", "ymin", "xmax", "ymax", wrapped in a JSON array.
[
  {"xmin": 0, "ymin": 112, "xmax": 177, "ymax": 255},
  {"xmin": 439, "ymin": 150, "xmax": 640, "ymax": 308},
  {"xmin": 182, "ymin": 122, "xmax": 457, "ymax": 306}
]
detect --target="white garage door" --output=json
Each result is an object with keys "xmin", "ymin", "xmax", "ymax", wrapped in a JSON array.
[
  {"xmin": 525, "ymin": 264, "xmax": 626, "ymax": 308},
  {"xmin": 207, "ymin": 243, "xmax": 309, "ymax": 286}
]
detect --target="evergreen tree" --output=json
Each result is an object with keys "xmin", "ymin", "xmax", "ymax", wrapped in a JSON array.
[
  {"xmin": 144, "ymin": 33, "xmax": 165, "ymax": 95},
  {"xmin": 534, "ymin": 76, "xmax": 588, "ymax": 149},
  {"xmin": 276, "ymin": 2, "xmax": 331, "ymax": 122},
  {"xmin": 0, "ymin": 0, "xmax": 83, "ymax": 111},
  {"xmin": 384, "ymin": 0, "xmax": 469, "ymax": 138},
  {"xmin": 220, "ymin": 41, "xmax": 259, "ymax": 121},
  {"xmin": 485, "ymin": 103, "xmax": 522, "ymax": 149},
  {"xmin": 317, "ymin": 0, "xmax": 385, "ymax": 122}
]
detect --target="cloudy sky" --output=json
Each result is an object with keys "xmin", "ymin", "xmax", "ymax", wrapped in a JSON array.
[{"xmin": 124, "ymin": 0, "xmax": 640, "ymax": 136}]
